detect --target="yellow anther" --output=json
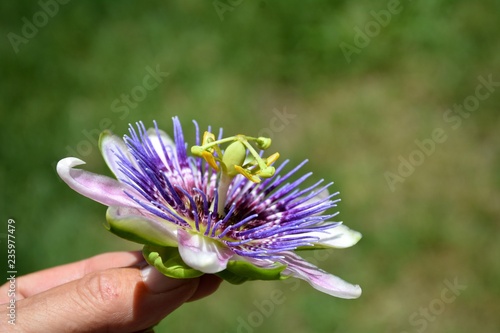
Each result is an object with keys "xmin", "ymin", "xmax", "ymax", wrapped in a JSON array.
[
  {"xmin": 201, "ymin": 151, "xmax": 219, "ymax": 171},
  {"xmin": 202, "ymin": 131, "xmax": 216, "ymax": 148},
  {"xmin": 265, "ymin": 152, "xmax": 280, "ymax": 166},
  {"xmin": 234, "ymin": 165, "xmax": 261, "ymax": 183}
]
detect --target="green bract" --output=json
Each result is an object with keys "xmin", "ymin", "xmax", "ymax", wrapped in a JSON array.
[
  {"xmin": 218, "ymin": 260, "xmax": 287, "ymax": 284},
  {"xmin": 143, "ymin": 245, "xmax": 287, "ymax": 284},
  {"xmin": 144, "ymin": 246, "xmax": 204, "ymax": 279}
]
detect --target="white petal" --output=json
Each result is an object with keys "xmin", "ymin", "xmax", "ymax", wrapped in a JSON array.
[
  {"xmin": 177, "ymin": 229, "xmax": 234, "ymax": 274},
  {"xmin": 147, "ymin": 128, "xmax": 175, "ymax": 168},
  {"xmin": 280, "ymin": 252, "xmax": 362, "ymax": 299},
  {"xmin": 99, "ymin": 130, "xmax": 134, "ymax": 179},
  {"xmin": 308, "ymin": 224, "xmax": 362, "ymax": 249}
]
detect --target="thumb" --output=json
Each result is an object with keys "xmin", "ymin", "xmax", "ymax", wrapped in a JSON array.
[{"xmin": 14, "ymin": 265, "xmax": 200, "ymax": 333}]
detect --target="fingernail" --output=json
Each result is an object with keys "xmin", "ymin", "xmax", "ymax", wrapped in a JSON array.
[{"xmin": 141, "ymin": 265, "xmax": 188, "ymax": 294}]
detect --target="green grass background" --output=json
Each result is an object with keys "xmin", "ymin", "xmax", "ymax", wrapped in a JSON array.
[{"xmin": 1, "ymin": 1, "xmax": 499, "ymax": 332}]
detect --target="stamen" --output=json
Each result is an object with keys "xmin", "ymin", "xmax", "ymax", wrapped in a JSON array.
[
  {"xmin": 202, "ymin": 151, "xmax": 219, "ymax": 171},
  {"xmin": 190, "ymin": 131, "xmax": 279, "ymax": 217},
  {"xmin": 218, "ymin": 213, "xmax": 259, "ymax": 238},
  {"xmin": 211, "ymin": 203, "xmax": 237, "ymax": 237},
  {"xmin": 205, "ymin": 211, "xmax": 213, "ymax": 236}
]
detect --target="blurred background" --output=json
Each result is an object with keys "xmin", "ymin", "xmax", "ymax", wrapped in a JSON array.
[{"xmin": 1, "ymin": 1, "xmax": 499, "ymax": 332}]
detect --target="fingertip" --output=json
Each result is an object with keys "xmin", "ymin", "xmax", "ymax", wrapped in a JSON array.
[{"xmin": 187, "ymin": 274, "xmax": 223, "ymax": 302}]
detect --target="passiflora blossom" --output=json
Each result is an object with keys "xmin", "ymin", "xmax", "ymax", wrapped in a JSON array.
[{"xmin": 57, "ymin": 117, "xmax": 362, "ymax": 298}]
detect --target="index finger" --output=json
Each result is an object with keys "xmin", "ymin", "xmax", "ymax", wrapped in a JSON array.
[{"xmin": 0, "ymin": 251, "xmax": 144, "ymax": 302}]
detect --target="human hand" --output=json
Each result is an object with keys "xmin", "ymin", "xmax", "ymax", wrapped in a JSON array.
[{"xmin": 0, "ymin": 251, "xmax": 222, "ymax": 332}]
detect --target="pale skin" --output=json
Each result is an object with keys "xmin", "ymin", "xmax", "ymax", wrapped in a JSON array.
[{"xmin": 0, "ymin": 251, "xmax": 222, "ymax": 333}]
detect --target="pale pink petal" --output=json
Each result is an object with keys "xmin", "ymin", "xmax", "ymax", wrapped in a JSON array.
[
  {"xmin": 177, "ymin": 229, "xmax": 234, "ymax": 274},
  {"xmin": 57, "ymin": 157, "xmax": 138, "ymax": 208},
  {"xmin": 279, "ymin": 252, "xmax": 362, "ymax": 299}
]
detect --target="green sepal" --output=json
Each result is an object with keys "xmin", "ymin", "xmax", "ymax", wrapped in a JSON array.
[
  {"xmin": 143, "ymin": 245, "xmax": 204, "ymax": 279},
  {"xmin": 105, "ymin": 207, "xmax": 178, "ymax": 247},
  {"xmin": 217, "ymin": 260, "xmax": 288, "ymax": 284},
  {"xmin": 216, "ymin": 269, "xmax": 249, "ymax": 285}
]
